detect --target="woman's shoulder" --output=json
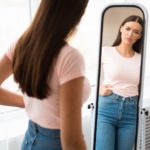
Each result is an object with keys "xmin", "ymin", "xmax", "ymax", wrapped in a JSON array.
[
  {"xmin": 102, "ymin": 46, "xmax": 115, "ymax": 51},
  {"xmin": 61, "ymin": 44, "xmax": 82, "ymax": 54},
  {"xmin": 56, "ymin": 44, "xmax": 85, "ymax": 70},
  {"xmin": 55, "ymin": 44, "xmax": 86, "ymax": 85},
  {"xmin": 134, "ymin": 52, "xmax": 141, "ymax": 59},
  {"xmin": 59, "ymin": 44, "xmax": 84, "ymax": 61},
  {"xmin": 102, "ymin": 46, "xmax": 115, "ymax": 55}
]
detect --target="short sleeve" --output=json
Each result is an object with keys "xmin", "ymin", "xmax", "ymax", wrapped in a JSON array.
[{"xmin": 57, "ymin": 46, "xmax": 85, "ymax": 85}]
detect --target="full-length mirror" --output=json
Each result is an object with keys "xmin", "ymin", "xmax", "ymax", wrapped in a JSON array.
[{"xmin": 93, "ymin": 5, "xmax": 146, "ymax": 150}]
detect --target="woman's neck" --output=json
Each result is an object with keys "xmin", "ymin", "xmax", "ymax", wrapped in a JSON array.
[{"xmin": 116, "ymin": 44, "xmax": 135, "ymax": 57}]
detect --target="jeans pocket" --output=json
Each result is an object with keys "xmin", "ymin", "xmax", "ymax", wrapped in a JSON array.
[
  {"xmin": 125, "ymin": 101, "xmax": 138, "ymax": 116},
  {"xmin": 132, "ymin": 101, "xmax": 138, "ymax": 110},
  {"xmin": 32, "ymin": 131, "xmax": 61, "ymax": 150},
  {"xmin": 32, "ymin": 138, "xmax": 61, "ymax": 150},
  {"xmin": 34, "ymin": 140, "xmax": 62, "ymax": 149},
  {"xmin": 99, "ymin": 93, "xmax": 114, "ymax": 103}
]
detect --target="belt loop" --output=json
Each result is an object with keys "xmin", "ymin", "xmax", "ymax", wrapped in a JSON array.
[
  {"xmin": 113, "ymin": 93, "xmax": 120, "ymax": 100},
  {"xmin": 129, "ymin": 97, "xmax": 132, "ymax": 101}
]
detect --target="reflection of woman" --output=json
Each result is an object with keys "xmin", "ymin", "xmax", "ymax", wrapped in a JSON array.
[
  {"xmin": 0, "ymin": 0, "xmax": 90, "ymax": 149},
  {"xmin": 96, "ymin": 15, "xmax": 143, "ymax": 150}
]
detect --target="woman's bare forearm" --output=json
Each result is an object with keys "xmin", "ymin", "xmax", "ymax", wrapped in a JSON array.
[
  {"xmin": 0, "ymin": 87, "xmax": 24, "ymax": 108},
  {"xmin": 0, "ymin": 55, "xmax": 24, "ymax": 108}
]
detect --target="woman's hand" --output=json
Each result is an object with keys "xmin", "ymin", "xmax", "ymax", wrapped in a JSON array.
[
  {"xmin": 99, "ymin": 84, "xmax": 113, "ymax": 96},
  {"xmin": 0, "ymin": 54, "xmax": 24, "ymax": 108}
]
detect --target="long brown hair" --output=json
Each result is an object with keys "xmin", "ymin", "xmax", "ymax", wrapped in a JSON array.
[
  {"xmin": 12, "ymin": 0, "xmax": 89, "ymax": 99},
  {"xmin": 112, "ymin": 15, "xmax": 144, "ymax": 53}
]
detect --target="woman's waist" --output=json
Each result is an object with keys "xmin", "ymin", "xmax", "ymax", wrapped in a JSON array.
[
  {"xmin": 111, "ymin": 92, "xmax": 138, "ymax": 101},
  {"xmin": 102, "ymin": 82, "xmax": 139, "ymax": 97},
  {"xmin": 112, "ymin": 88, "xmax": 138, "ymax": 97},
  {"xmin": 99, "ymin": 92, "xmax": 138, "ymax": 104},
  {"xmin": 27, "ymin": 120, "xmax": 60, "ymax": 137}
]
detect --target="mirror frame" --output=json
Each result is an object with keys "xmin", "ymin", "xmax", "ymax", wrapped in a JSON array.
[{"xmin": 92, "ymin": 3, "xmax": 148, "ymax": 150}]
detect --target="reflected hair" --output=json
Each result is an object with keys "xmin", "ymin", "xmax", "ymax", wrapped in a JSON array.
[
  {"xmin": 12, "ymin": 0, "xmax": 89, "ymax": 99},
  {"xmin": 112, "ymin": 15, "xmax": 144, "ymax": 53}
]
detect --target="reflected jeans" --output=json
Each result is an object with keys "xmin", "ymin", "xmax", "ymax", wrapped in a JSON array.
[
  {"xmin": 95, "ymin": 93, "xmax": 138, "ymax": 150},
  {"xmin": 21, "ymin": 120, "xmax": 62, "ymax": 150}
]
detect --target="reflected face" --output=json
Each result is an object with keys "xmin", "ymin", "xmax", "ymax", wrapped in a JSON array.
[{"xmin": 120, "ymin": 21, "xmax": 142, "ymax": 45}]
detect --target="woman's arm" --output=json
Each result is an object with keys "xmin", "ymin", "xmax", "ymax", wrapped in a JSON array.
[
  {"xmin": 0, "ymin": 54, "xmax": 12, "ymax": 84},
  {"xmin": 59, "ymin": 77, "xmax": 86, "ymax": 150},
  {"xmin": 0, "ymin": 54, "xmax": 24, "ymax": 108},
  {"xmin": 0, "ymin": 87, "xmax": 24, "ymax": 108}
]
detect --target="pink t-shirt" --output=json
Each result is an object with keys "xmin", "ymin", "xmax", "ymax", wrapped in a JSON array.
[
  {"xmin": 101, "ymin": 46, "xmax": 141, "ymax": 97},
  {"xmin": 6, "ymin": 43, "xmax": 91, "ymax": 129}
]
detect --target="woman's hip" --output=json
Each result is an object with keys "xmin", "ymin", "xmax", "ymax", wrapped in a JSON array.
[{"xmin": 21, "ymin": 120, "xmax": 62, "ymax": 150}]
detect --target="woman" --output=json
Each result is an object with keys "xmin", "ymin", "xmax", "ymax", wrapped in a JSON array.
[
  {"xmin": 0, "ymin": 0, "xmax": 91, "ymax": 150},
  {"xmin": 96, "ymin": 15, "xmax": 143, "ymax": 150}
]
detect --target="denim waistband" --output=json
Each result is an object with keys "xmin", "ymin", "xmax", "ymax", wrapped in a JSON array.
[
  {"xmin": 111, "ymin": 93, "xmax": 138, "ymax": 102},
  {"xmin": 28, "ymin": 120, "xmax": 60, "ymax": 137}
]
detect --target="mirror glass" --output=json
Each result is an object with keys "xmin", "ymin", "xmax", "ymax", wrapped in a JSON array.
[{"xmin": 93, "ymin": 5, "xmax": 145, "ymax": 150}]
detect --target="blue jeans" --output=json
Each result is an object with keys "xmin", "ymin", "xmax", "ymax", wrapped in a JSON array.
[
  {"xmin": 21, "ymin": 120, "xmax": 62, "ymax": 150},
  {"xmin": 95, "ymin": 93, "xmax": 138, "ymax": 150}
]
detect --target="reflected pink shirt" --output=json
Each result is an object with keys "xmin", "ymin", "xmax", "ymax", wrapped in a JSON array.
[
  {"xmin": 6, "ymin": 43, "xmax": 91, "ymax": 129},
  {"xmin": 102, "ymin": 46, "xmax": 141, "ymax": 97}
]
